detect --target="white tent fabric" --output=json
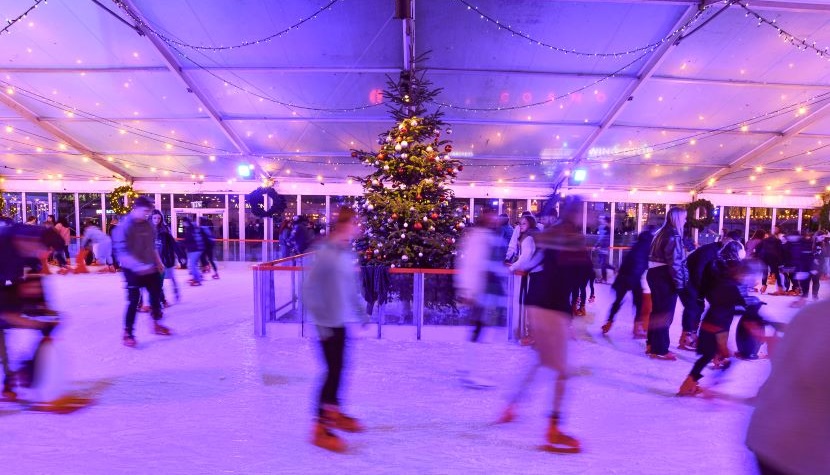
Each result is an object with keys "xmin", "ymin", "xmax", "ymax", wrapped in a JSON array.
[{"xmin": 1, "ymin": 0, "xmax": 830, "ymax": 196}]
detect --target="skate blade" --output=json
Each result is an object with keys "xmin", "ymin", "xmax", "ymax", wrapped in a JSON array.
[
  {"xmin": 538, "ymin": 444, "xmax": 582, "ymax": 454},
  {"xmin": 29, "ymin": 395, "xmax": 94, "ymax": 414}
]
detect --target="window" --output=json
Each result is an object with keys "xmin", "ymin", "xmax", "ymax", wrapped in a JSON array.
[
  {"xmin": 585, "ymin": 201, "xmax": 610, "ymax": 246},
  {"xmin": 613, "ymin": 202, "xmax": 638, "ymax": 246},
  {"xmin": 78, "ymin": 193, "xmax": 103, "ymax": 228},
  {"xmin": 1, "ymin": 192, "xmax": 24, "ymax": 222}
]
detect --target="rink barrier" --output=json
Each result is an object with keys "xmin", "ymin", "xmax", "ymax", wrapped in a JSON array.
[
  {"xmin": 252, "ymin": 256, "xmax": 525, "ymax": 340},
  {"xmin": 252, "ymin": 247, "xmax": 636, "ymax": 340}
]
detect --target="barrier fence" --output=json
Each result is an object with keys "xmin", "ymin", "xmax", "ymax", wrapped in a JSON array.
[{"xmin": 252, "ymin": 246, "xmax": 636, "ymax": 340}]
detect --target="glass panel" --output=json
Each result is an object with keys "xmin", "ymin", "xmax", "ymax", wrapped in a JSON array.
[
  {"xmin": 329, "ymin": 196, "xmax": 355, "ymax": 233},
  {"xmin": 1, "ymin": 192, "xmax": 24, "ymax": 222},
  {"xmin": 473, "ymin": 198, "xmax": 498, "ymax": 222},
  {"xmin": 51, "ymin": 193, "xmax": 76, "ymax": 237},
  {"xmin": 228, "ymin": 194, "xmax": 240, "ymax": 239},
  {"xmin": 698, "ymin": 206, "xmax": 721, "ymax": 246},
  {"xmin": 749, "ymin": 207, "xmax": 772, "ymax": 241},
  {"xmin": 723, "ymin": 206, "xmax": 747, "ymax": 237},
  {"xmin": 26, "ymin": 192, "xmax": 49, "ymax": 224},
  {"xmin": 613, "ymin": 202, "xmax": 638, "ymax": 246},
  {"xmin": 273, "ymin": 194, "xmax": 298, "ymax": 239},
  {"xmin": 585, "ymin": 201, "xmax": 611, "ymax": 247},
  {"xmin": 501, "ymin": 199, "xmax": 526, "ymax": 227},
  {"xmin": 424, "ymin": 274, "xmax": 461, "ymax": 325},
  {"xmin": 775, "ymin": 208, "xmax": 798, "ymax": 235},
  {"xmin": 801, "ymin": 209, "xmax": 817, "ymax": 234},
  {"xmin": 300, "ymin": 195, "xmax": 326, "ymax": 236},
  {"xmin": 78, "ymin": 193, "xmax": 103, "ymax": 228},
  {"xmin": 173, "ymin": 193, "xmax": 225, "ymax": 209},
  {"xmin": 244, "ymin": 192, "xmax": 265, "ymax": 240},
  {"xmin": 160, "ymin": 194, "xmax": 172, "ymax": 220},
  {"xmin": 641, "ymin": 203, "xmax": 665, "ymax": 230},
  {"xmin": 381, "ymin": 273, "xmax": 414, "ymax": 325}
]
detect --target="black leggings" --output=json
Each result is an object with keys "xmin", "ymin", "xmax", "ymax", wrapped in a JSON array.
[
  {"xmin": 123, "ymin": 270, "xmax": 163, "ymax": 335},
  {"xmin": 318, "ymin": 327, "xmax": 346, "ymax": 416},
  {"xmin": 201, "ymin": 249, "xmax": 218, "ymax": 273},
  {"xmin": 607, "ymin": 280, "xmax": 643, "ymax": 323},
  {"xmin": 761, "ymin": 261, "xmax": 783, "ymax": 289}
]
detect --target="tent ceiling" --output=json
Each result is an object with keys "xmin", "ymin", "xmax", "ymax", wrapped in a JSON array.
[{"xmin": 1, "ymin": 0, "xmax": 830, "ymax": 196}]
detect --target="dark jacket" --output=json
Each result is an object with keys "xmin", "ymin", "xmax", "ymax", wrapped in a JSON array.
[
  {"xmin": 525, "ymin": 222, "xmax": 593, "ymax": 314},
  {"xmin": 649, "ymin": 225, "xmax": 688, "ymax": 289},
  {"xmin": 685, "ymin": 241, "xmax": 723, "ymax": 293},
  {"xmin": 783, "ymin": 237, "xmax": 811, "ymax": 272},
  {"xmin": 155, "ymin": 227, "xmax": 179, "ymax": 269},
  {"xmin": 758, "ymin": 236, "xmax": 784, "ymax": 264},
  {"xmin": 182, "ymin": 225, "xmax": 205, "ymax": 253},
  {"xmin": 614, "ymin": 230, "xmax": 652, "ymax": 287}
]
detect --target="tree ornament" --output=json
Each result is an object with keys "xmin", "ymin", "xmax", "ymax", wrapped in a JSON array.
[
  {"xmin": 414, "ymin": 222, "xmax": 423, "ymax": 230},
  {"xmin": 368, "ymin": 204, "xmax": 374, "ymax": 210},
  {"xmin": 391, "ymin": 213, "xmax": 398, "ymax": 220},
  {"xmin": 458, "ymin": 165, "xmax": 464, "ymax": 171},
  {"xmin": 422, "ymin": 216, "xmax": 428, "ymax": 221},
  {"xmin": 386, "ymin": 135, "xmax": 393, "ymax": 142},
  {"xmin": 444, "ymin": 145, "xmax": 453, "ymax": 153},
  {"xmin": 374, "ymin": 249, "xmax": 380, "ymax": 254},
  {"xmin": 431, "ymin": 213, "xmax": 439, "ymax": 219},
  {"xmin": 400, "ymin": 184, "xmax": 407, "ymax": 190},
  {"xmin": 446, "ymin": 127, "xmax": 453, "ymax": 134},
  {"xmin": 400, "ymin": 233, "xmax": 406, "ymax": 238},
  {"xmin": 418, "ymin": 252, "xmax": 423, "ymax": 257},
  {"xmin": 429, "ymin": 226, "xmax": 435, "ymax": 231},
  {"xmin": 395, "ymin": 144, "xmax": 402, "ymax": 152},
  {"xmin": 401, "ymin": 153, "xmax": 408, "ymax": 159},
  {"xmin": 372, "ymin": 179, "xmax": 380, "ymax": 186},
  {"xmin": 351, "ymin": 151, "xmax": 358, "ymax": 158},
  {"xmin": 383, "ymin": 165, "xmax": 390, "ymax": 171},
  {"xmin": 403, "ymin": 223, "xmax": 409, "ymax": 228},
  {"xmin": 401, "ymin": 140, "xmax": 409, "ymax": 148},
  {"xmin": 410, "ymin": 119, "xmax": 418, "ymax": 127},
  {"xmin": 409, "ymin": 206, "xmax": 416, "ymax": 211}
]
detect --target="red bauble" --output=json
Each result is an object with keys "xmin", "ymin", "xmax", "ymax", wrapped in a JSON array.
[
  {"xmin": 391, "ymin": 213, "xmax": 398, "ymax": 220},
  {"xmin": 416, "ymin": 194, "xmax": 422, "ymax": 200},
  {"xmin": 351, "ymin": 151, "xmax": 358, "ymax": 158},
  {"xmin": 463, "ymin": 206, "xmax": 469, "ymax": 211},
  {"xmin": 444, "ymin": 144, "xmax": 453, "ymax": 153},
  {"xmin": 436, "ymin": 165, "xmax": 443, "ymax": 171},
  {"xmin": 377, "ymin": 153, "xmax": 385, "ymax": 161},
  {"xmin": 414, "ymin": 222, "xmax": 423, "ymax": 230},
  {"xmin": 458, "ymin": 165, "xmax": 464, "ymax": 171},
  {"xmin": 430, "ymin": 213, "xmax": 438, "ymax": 219},
  {"xmin": 398, "ymin": 167, "xmax": 404, "ymax": 174},
  {"xmin": 401, "ymin": 127, "xmax": 408, "ymax": 134}
]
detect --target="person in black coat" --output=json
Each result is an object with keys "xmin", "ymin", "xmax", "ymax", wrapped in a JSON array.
[
  {"xmin": 151, "ymin": 210, "xmax": 180, "ymax": 304},
  {"xmin": 757, "ymin": 231, "xmax": 785, "ymax": 294},
  {"xmin": 602, "ymin": 227, "xmax": 654, "ymax": 337}
]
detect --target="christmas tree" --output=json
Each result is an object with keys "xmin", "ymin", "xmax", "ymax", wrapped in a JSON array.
[{"xmin": 351, "ymin": 70, "xmax": 465, "ymax": 269}]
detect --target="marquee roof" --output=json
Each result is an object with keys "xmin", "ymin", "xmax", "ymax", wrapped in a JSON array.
[{"xmin": 2, "ymin": 0, "xmax": 830, "ymax": 197}]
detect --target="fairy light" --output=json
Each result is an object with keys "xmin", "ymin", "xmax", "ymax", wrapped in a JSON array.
[
  {"xmin": 0, "ymin": 0, "xmax": 46, "ymax": 37},
  {"xmin": 456, "ymin": 0, "xmax": 710, "ymax": 58},
  {"xmin": 114, "ymin": 0, "xmax": 342, "ymax": 52},
  {"xmin": 740, "ymin": 2, "xmax": 830, "ymax": 60}
]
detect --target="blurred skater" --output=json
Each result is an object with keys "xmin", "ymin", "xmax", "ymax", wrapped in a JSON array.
[
  {"xmin": 302, "ymin": 207, "xmax": 368, "ymax": 453},
  {"xmin": 455, "ymin": 207, "xmax": 508, "ymax": 388},
  {"xmin": 497, "ymin": 196, "xmax": 591, "ymax": 453},
  {"xmin": 746, "ymin": 299, "xmax": 830, "ymax": 475},
  {"xmin": 603, "ymin": 226, "xmax": 655, "ymax": 337},
  {"xmin": 112, "ymin": 197, "xmax": 171, "ymax": 348}
]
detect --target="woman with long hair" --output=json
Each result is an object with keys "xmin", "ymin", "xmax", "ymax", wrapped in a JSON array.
[
  {"xmin": 151, "ymin": 210, "xmax": 180, "ymax": 305},
  {"xmin": 645, "ymin": 206, "xmax": 688, "ymax": 360},
  {"xmin": 509, "ymin": 215, "xmax": 542, "ymax": 345}
]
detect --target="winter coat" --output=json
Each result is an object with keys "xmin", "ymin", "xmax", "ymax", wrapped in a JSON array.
[
  {"xmin": 685, "ymin": 241, "xmax": 723, "ymax": 293},
  {"xmin": 455, "ymin": 226, "xmax": 508, "ymax": 302},
  {"xmin": 182, "ymin": 225, "xmax": 205, "ymax": 253},
  {"xmin": 758, "ymin": 236, "xmax": 784, "ymax": 264},
  {"xmin": 155, "ymin": 227, "xmax": 179, "ymax": 269},
  {"xmin": 614, "ymin": 230, "xmax": 653, "ymax": 288},
  {"xmin": 112, "ymin": 215, "xmax": 156, "ymax": 273},
  {"xmin": 525, "ymin": 222, "xmax": 593, "ymax": 314},
  {"xmin": 649, "ymin": 225, "xmax": 688, "ymax": 290},
  {"xmin": 302, "ymin": 239, "xmax": 367, "ymax": 333}
]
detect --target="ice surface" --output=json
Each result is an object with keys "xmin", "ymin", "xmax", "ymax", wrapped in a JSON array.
[{"xmin": 2, "ymin": 263, "xmax": 818, "ymax": 474}]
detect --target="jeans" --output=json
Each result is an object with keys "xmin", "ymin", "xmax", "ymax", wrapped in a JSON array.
[
  {"xmin": 678, "ymin": 286, "xmax": 704, "ymax": 333},
  {"xmin": 187, "ymin": 251, "xmax": 202, "ymax": 283},
  {"xmin": 123, "ymin": 270, "xmax": 163, "ymax": 336},
  {"xmin": 646, "ymin": 266, "xmax": 678, "ymax": 355},
  {"xmin": 317, "ymin": 326, "xmax": 346, "ymax": 416}
]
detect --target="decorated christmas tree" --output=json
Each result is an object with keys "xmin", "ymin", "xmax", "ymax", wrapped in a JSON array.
[{"xmin": 351, "ymin": 70, "xmax": 465, "ymax": 269}]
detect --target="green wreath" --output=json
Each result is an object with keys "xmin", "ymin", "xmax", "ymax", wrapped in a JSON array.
[
  {"xmin": 686, "ymin": 198, "xmax": 715, "ymax": 230},
  {"xmin": 109, "ymin": 185, "xmax": 139, "ymax": 215}
]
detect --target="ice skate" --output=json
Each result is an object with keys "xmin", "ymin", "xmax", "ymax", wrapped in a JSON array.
[
  {"xmin": 122, "ymin": 332, "xmax": 137, "ymax": 348},
  {"xmin": 322, "ymin": 406, "xmax": 365, "ymax": 433},
  {"xmin": 678, "ymin": 332, "xmax": 698, "ymax": 351},
  {"xmin": 632, "ymin": 322, "xmax": 647, "ymax": 339},
  {"xmin": 648, "ymin": 351, "xmax": 677, "ymax": 361},
  {"xmin": 2, "ymin": 383, "xmax": 17, "ymax": 401},
  {"xmin": 601, "ymin": 321, "xmax": 613, "ymax": 335},
  {"xmin": 212, "ymin": 273, "xmax": 220, "ymax": 280},
  {"xmin": 495, "ymin": 404, "xmax": 517, "ymax": 424},
  {"xmin": 311, "ymin": 421, "xmax": 347, "ymax": 453},
  {"xmin": 677, "ymin": 376, "xmax": 702, "ymax": 397},
  {"xmin": 152, "ymin": 322, "xmax": 172, "ymax": 336},
  {"xmin": 544, "ymin": 420, "xmax": 581, "ymax": 454}
]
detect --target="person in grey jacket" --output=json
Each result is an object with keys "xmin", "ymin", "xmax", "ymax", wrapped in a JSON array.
[
  {"xmin": 645, "ymin": 206, "xmax": 688, "ymax": 360},
  {"xmin": 302, "ymin": 206, "xmax": 367, "ymax": 453},
  {"xmin": 112, "ymin": 197, "xmax": 172, "ymax": 347}
]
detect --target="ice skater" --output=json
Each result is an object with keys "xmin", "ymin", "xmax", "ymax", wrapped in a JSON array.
[
  {"xmin": 602, "ymin": 226, "xmax": 655, "ymax": 337},
  {"xmin": 497, "ymin": 196, "xmax": 591, "ymax": 453},
  {"xmin": 151, "ymin": 210, "xmax": 180, "ymax": 306},
  {"xmin": 112, "ymin": 197, "xmax": 172, "ymax": 348},
  {"xmin": 302, "ymin": 207, "xmax": 367, "ymax": 453},
  {"xmin": 455, "ymin": 207, "xmax": 508, "ymax": 388},
  {"xmin": 198, "ymin": 217, "xmax": 219, "ymax": 280}
]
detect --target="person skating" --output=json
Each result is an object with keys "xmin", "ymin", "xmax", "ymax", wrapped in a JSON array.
[
  {"xmin": 198, "ymin": 217, "xmax": 219, "ymax": 280},
  {"xmin": 678, "ymin": 241, "xmax": 753, "ymax": 396},
  {"xmin": 180, "ymin": 217, "xmax": 205, "ymax": 286},
  {"xmin": 510, "ymin": 215, "xmax": 541, "ymax": 344},
  {"xmin": 594, "ymin": 215, "xmax": 616, "ymax": 283},
  {"xmin": 455, "ymin": 207, "xmax": 508, "ymax": 388},
  {"xmin": 151, "ymin": 210, "xmax": 180, "ymax": 306},
  {"xmin": 497, "ymin": 196, "xmax": 590, "ymax": 453},
  {"xmin": 82, "ymin": 220, "xmax": 115, "ymax": 273},
  {"xmin": 302, "ymin": 207, "xmax": 368, "ymax": 453},
  {"xmin": 603, "ymin": 226, "xmax": 655, "ymax": 337},
  {"xmin": 112, "ymin": 197, "xmax": 171, "ymax": 348},
  {"xmin": 645, "ymin": 206, "xmax": 689, "ymax": 360}
]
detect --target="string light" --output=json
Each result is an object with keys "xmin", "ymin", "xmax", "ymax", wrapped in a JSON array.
[
  {"xmin": 0, "ymin": 0, "xmax": 46, "ymax": 37},
  {"xmin": 114, "ymin": 0, "xmax": 342, "ymax": 52},
  {"xmin": 739, "ymin": 2, "xmax": 830, "ymax": 60},
  {"xmin": 455, "ymin": 0, "xmax": 711, "ymax": 58}
]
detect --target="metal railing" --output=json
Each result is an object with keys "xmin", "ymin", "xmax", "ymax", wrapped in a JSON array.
[{"xmin": 252, "ymin": 255, "xmax": 526, "ymax": 340}]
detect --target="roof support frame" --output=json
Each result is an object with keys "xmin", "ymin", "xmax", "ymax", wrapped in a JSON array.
[{"xmin": 0, "ymin": 93, "xmax": 132, "ymax": 181}]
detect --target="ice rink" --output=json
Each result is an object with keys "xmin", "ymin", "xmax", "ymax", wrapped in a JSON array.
[{"xmin": 1, "ymin": 262, "xmax": 818, "ymax": 474}]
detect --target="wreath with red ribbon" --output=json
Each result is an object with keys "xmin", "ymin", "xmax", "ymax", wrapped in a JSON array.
[{"xmin": 246, "ymin": 187, "xmax": 286, "ymax": 218}]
